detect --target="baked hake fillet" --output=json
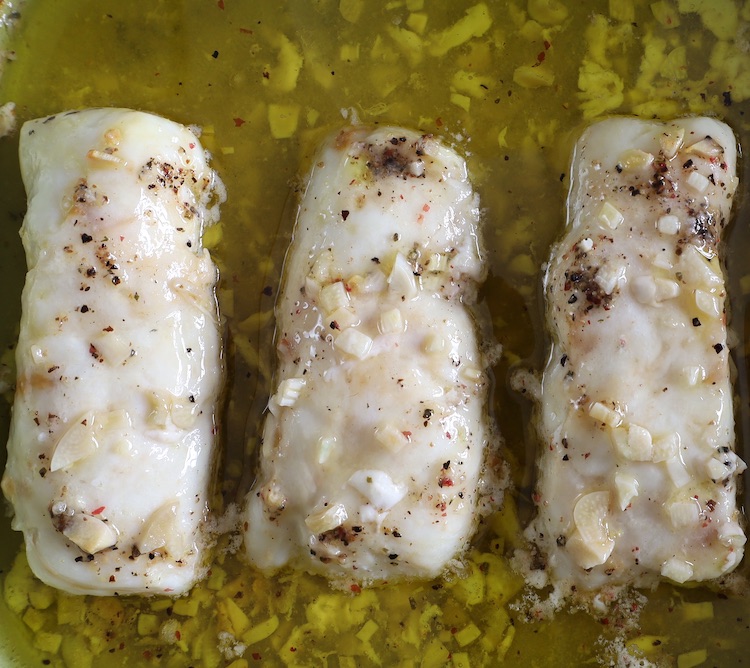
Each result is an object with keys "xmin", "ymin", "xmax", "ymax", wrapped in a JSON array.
[
  {"xmin": 1, "ymin": 109, "xmax": 224, "ymax": 596},
  {"xmin": 526, "ymin": 117, "xmax": 746, "ymax": 590},
  {"xmin": 244, "ymin": 126, "xmax": 499, "ymax": 582}
]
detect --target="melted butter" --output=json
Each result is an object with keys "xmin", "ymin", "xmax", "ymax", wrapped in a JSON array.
[{"xmin": 0, "ymin": 1, "xmax": 749, "ymax": 666}]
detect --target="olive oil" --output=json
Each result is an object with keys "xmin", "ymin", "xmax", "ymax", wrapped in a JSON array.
[{"xmin": 1, "ymin": 1, "xmax": 749, "ymax": 666}]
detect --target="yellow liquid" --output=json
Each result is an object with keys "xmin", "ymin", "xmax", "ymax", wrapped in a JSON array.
[{"xmin": 0, "ymin": 1, "xmax": 749, "ymax": 666}]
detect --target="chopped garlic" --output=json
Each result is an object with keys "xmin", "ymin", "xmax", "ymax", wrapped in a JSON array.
[
  {"xmin": 305, "ymin": 503, "xmax": 348, "ymax": 533},
  {"xmin": 348, "ymin": 469, "xmax": 407, "ymax": 511},
  {"xmin": 654, "ymin": 278, "xmax": 680, "ymax": 301},
  {"xmin": 685, "ymin": 136, "xmax": 723, "ymax": 158},
  {"xmin": 60, "ymin": 514, "xmax": 118, "ymax": 555},
  {"xmin": 319, "ymin": 281, "xmax": 350, "ymax": 315},
  {"xmin": 614, "ymin": 471, "xmax": 639, "ymax": 510},
  {"xmin": 618, "ymin": 148, "xmax": 654, "ymax": 171},
  {"xmin": 659, "ymin": 127, "xmax": 684, "ymax": 158},
  {"xmin": 379, "ymin": 307, "xmax": 404, "ymax": 334},
  {"xmin": 656, "ymin": 214, "xmax": 680, "ymax": 235},
  {"xmin": 388, "ymin": 253, "xmax": 418, "ymax": 300},
  {"xmin": 423, "ymin": 332, "xmax": 446, "ymax": 353},
  {"xmin": 665, "ymin": 454, "xmax": 691, "ymax": 489},
  {"xmin": 568, "ymin": 491, "xmax": 615, "ymax": 568},
  {"xmin": 375, "ymin": 423, "xmax": 409, "ymax": 453},
  {"xmin": 276, "ymin": 377, "xmax": 306, "ymax": 407},
  {"xmin": 316, "ymin": 436, "xmax": 337, "ymax": 464},
  {"xmin": 683, "ymin": 365, "xmax": 706, "ymax": 387},
  {"xmin": 652, "ymin": 432, "xmax": 680, "ymax": 462},
  {"xmin": 335, "ymin": 328, "xmax": 373, "ymax": 359},
  {"xmin": 49, "ymin": 412, "xmax": 100, "ymax": 472},
  {"xmin": 425, "ymin": 252, "xmax": 449, "ymax": 273},
  {"xmin": 593, "ymin": 261, "xmax": 626, "ymax": 295},
  {"xmin": 667, "ymin": 499, "xmax": 700, "ymax": 527},
  {"xmin": 588, "ymin": 401, "xmax": 621, "ymax": 427},
  {"xmin": 597, "ymin": 200, "xmax": 624, "ymax": 230},
  {"xmin": 686, "ymin": 171, "xmax": 709, "ymax": 193},
  {"xmin": 706, "ymin": 457, "xmax": 729, "ymax": 481},
  {"xmin": 611, "ymin": 424, "xmax": 653, "ymax": 461},
  {"xmin": 661, "ymin": 557, "xmax": 694, "ymax": 583},
  {"xmin": 137, "ymin": 503, "xmax": 179, "ymax": 554},
  {"xmin": 694, "ymin": 290, "xmax": 720, "ymax": 317},
  {"xmin": 328, "ymin": 306, "xmax": 358, "ymax": 330}
]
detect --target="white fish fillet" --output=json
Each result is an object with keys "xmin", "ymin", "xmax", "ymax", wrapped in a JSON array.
[
  {"xmin": 1, "ymin": 108, "xmax": 224, "ymax": 596},
  {"xmin": 527, "ymin": 117, "xmax": 746, "ymax": 589},
  {"xmin": 244, "ymin": 126, "xmax": 501, "ymax": 582}
]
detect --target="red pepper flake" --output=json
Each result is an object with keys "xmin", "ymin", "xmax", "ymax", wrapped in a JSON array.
[
  {"xmin": 91, "ymin": 506, "xmax": 106, "ymax": 515},
  {"xmin": 252, "ymin": 653, "xmax": 262, "ymax": 661},
  {"xmin": 217, "ymin": 0, "xmax": 225, "ymax": 8},
  {"xmin": 240, "ymin": 27, "xmax": 253, "ymax": 34},
  {"xmin": 109, "ymin": 575, "xmax": 116, "ymax": 582},
  {"xmin": 536, "ymin": 51, "xmax": 546, "ymax": 64},
  {"xmin": 233, "ymin": 117, "xmax": 246, "ymax": 127},
  {"xmin": 435, "ymin": 117, "xmax": 443, "ymax": 127},
  {"xmin": 402, "ymin": 431, "xmax": 412, "ymax": 440},
  {"xmin": 544, "ymin": 40, "xmax": 551, "ymax": 50},
  {"xmin": 422, "ymin": 204, "xmax": 430, "ymax": 212},
  {"xmin": 189, "ymin": 142, "xmax": 196, "ymax": 149},
  {"xmin": 175, "ymin": 630, "xmax": 181, "ymax": 641},
  {"xmin": 438, "ymin": 477, "xmax": 454, "ymax": 488},
  {"xmin": 143, "ymin": 651, "xmax": 153, "ymax": 660},
  {"xmin": 289, "ymin": 647, "xmax": 297, "ymax": 653},
  {"xmin": 584, "ymin": 452, "xmax": 591, "ymax": 459},
  {"xmin": 350, "ymin": 583, "xmax": 361, "ymax": 594}
]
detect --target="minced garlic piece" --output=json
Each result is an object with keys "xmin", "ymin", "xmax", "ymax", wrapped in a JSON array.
[
  {"xmin": 588, "ymin": 401, "xmax": 621, "ymax": 427},
  {"xmin": 305, "ymin": 503, "xmax": 348, "ymax": 533},
  {"xmin": 276, "ymin": 377, "xmax": 306, "ymax": 407},
  {"xmin": 597, "ymin": 200, "xmax": 624, "ymax": 230},
  {"xmin": 319, "ymin": 280, "xmax": 350, "ymax": 315},
  {"xmin": 335, "ymin": 328, "xmax": 373, "ymax": 359}
]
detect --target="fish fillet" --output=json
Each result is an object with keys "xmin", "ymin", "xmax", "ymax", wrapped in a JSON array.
[
  {"xmin": 527, "ymin": 117, "xmax": 746, "ymax": 589},
  {"xmin": 244, "ymin": 126, "xmax": 502, "ymax": 582},
  {"xmin": 1, "ymin": 108, "xmax": 224, "ymax": 596}
]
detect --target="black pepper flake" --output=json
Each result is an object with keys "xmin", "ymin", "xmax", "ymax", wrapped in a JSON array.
[
  {"xmin": 262, "ymin": 285, "xmax": 273, "ymax": 296},
  {"xmin": 80, "ymin": 305, "xmax": 89, "ymax": 313},
  {"xmin": 714, "ymin": 343, "xmax": 724, "ymax": 354},
  {"xmin": 371, "ymin": 257, "xmax": 380, "ymax": 264},
  {"xmin": 683, "ymin": 158, "xmax": 694, "ymax": 169},
  {"xmin": 112, "ymin": 276, "xmax": 121, "ymax": 285},
  {"xmin": 562, "ymin": 454, "xmax": 569, "ymax": 461},
  {"xmin": 560, "ymin": 354, "xmax": 568, "ymax": 367},
  {"xmin": 388, "ymin": 553, "xmax": 398, "ymax": 560},
  {"xmin": 81, "ymin": 233, "xmax": 93, "ymax": 243},
  {"xmin": 212, "ymin": 50, "xmax": 219, "ymax": 58},
  {"xmin": 341, "ymin": 210, "xmax": 350, "ymax": 220},
  {"xmin": 692, "ymin": 317, "xmax": 701, "ymax": 327},
  {"xmin": 723, "ymin": 91, "xmax": 732, "ymax": 107},
  {"xmin": 186, "ymin": 240, "xmax": 192, "ymax": 248}
]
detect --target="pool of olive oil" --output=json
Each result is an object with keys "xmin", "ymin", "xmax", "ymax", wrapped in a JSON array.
[{"xmin": 1, "ymin": 1, "xmax": 749, "ymax": 666}]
